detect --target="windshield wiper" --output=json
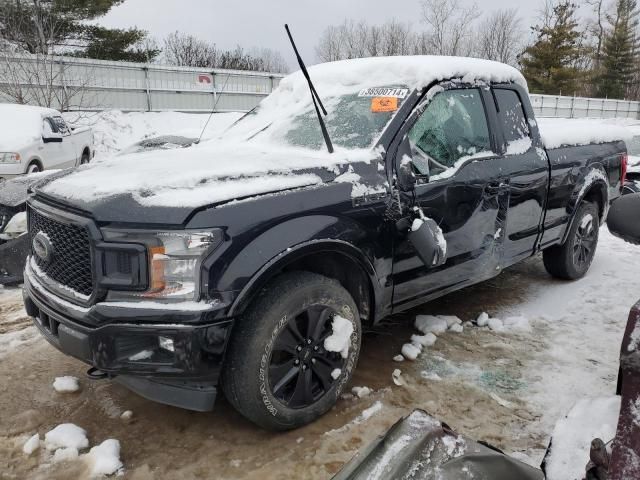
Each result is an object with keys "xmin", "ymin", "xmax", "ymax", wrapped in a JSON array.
[{"xmin": 285, "ymin": 24, "xmax": 334, "ymax": 154}]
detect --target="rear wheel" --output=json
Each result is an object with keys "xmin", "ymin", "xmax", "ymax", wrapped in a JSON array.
[
  {"xmin": 221, "ymin": 271, "xmax": 361, "ymax": 430},
  {"xmin": 80, "ymin": 151, "xmax": 90, "ymax": 165},
  {"xmin": 543, "ymin": 201, "xmax": 599, "ymax": 280}
]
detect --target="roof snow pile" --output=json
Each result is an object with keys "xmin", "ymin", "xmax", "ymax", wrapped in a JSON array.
[
  {"xmin": 40, "ymin": 56, "xmax": 524, "ymax": 208},
  {"xmin": 0, "ymin": 104, "xmax": 59, "ymax": 151},
  {"xmin": 538, "ymin": 118, "xmax": 633, "ymax": 149}
]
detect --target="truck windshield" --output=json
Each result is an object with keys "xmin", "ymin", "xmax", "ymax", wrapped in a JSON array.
[{"xmin": 226, "ymin": 85, "xmax": 410, "ymax": 150}]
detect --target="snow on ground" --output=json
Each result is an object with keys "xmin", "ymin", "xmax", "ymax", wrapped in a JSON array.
[
  {"xmin": 63, "ymin": 110, "xmax": 242, "ymax": 158},
  {"xmin": 52, "ymin": 376, "xmax": 80, "ymax": 393},
  {"xmin": 545, "ymin": 396, "xmax": 620, "ymax": 480}
]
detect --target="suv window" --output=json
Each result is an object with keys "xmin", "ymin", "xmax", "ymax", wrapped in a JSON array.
[
  {"xmin": 407, "ymin": 88, "xmax": 491, "ymax": 178},
  {"xmin": 494, "ymin": 89, "xmax": 531, "ymax": 154}
]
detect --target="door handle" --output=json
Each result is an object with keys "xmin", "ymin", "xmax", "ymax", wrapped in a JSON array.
[{"xmin": 486, "ymin": 181, "xmax": 508, "ymax": 195}]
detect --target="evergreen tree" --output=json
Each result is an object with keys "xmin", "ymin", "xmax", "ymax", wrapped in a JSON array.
[
  {"xmin": 520, "ymin": 2, "xmax": 586, "ymax": 95},
  {"xmin": 0, "ymin": 0, "xmax": 158, "ymax": 61},
  {"xmin": 597, "ymin": 0, "xmax": 640, "ymax": 99}
]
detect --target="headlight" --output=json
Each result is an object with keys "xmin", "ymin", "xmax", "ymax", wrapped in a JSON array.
[
  {"xmin": 0, "ymin": 153, "xmax": 21, "ymax": 163},
  {"xmin": 102, "ymin": 229, "xmax": 224, "ymax": 301}
]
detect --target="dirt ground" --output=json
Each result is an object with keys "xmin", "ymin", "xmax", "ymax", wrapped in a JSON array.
[{"xmin": 0, "ymin": 254, "xmax": 614, "ymax": 479}]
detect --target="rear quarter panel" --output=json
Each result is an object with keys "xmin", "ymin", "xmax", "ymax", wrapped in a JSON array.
[{"xmin": 540, "ymin": 140, "xmax": 625, "ymax": 247}]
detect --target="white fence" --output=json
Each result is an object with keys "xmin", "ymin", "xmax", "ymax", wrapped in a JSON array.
[
  {"xmin": 0, "ymin": 54, "xmax": 284, "ymax": 113},
  {"xmin": 1, "ymin": 54, "xmax": 639, "ymax": 119},
  {"xmin": 530, "ymin": 94, "xmax": 640, "ymax": 119}
]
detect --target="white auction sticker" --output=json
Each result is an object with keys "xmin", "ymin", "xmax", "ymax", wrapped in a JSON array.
[{"xmin": 358, "ymin": 87, "xmax": 409, "ymax": 98}]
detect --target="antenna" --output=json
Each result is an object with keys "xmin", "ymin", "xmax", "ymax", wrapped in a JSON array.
[
  {"xmin": 285, "ymin": 24, "xmax": 334, "ymax": 153},
  {"xmin": 196, "ymin": 72, "xmax": 232, "ymax": 144}
]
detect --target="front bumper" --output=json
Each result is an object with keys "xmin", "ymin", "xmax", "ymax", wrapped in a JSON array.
[{"xmin": 23, "ymin": 267, "xmax": 234, "ymax": 411}]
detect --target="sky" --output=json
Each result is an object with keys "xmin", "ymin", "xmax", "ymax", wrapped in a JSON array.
[{"xmin": 97, "ymin": 0, "xmax": 546, "ymax": 68}]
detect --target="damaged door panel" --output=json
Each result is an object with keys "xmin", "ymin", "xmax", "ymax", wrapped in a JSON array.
[{"xmin": 390, "ymin": 86, "xmax": 510, "ymax": 309}]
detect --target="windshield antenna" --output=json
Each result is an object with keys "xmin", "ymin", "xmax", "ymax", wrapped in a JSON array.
[
  {"xmin": 285, "ymin": 24, "xmax": 334, "ymax": 153},
  {"xmin": 196, "ymin": 72, "xmax": 232, "ymax": 144}
]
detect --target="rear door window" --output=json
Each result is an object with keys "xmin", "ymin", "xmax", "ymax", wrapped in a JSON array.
[{"xmin": 494, "ymin": 89, "xmax": 531, "ymax": 155}]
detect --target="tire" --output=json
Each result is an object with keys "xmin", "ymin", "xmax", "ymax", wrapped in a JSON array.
[
  {"xmin": 221, "ymin": 271, "xmax": 361, "ymax": 431},
  {"xmin": 80, "ymin": 151, "xmax": 90, "ymax": 165},
  {"xmin": 26, "ymin": 162, "xmax": 41, "ymax": 174},
  {"xmin": 543, "ymin": 201, "xmax": 599, "ymax": 280}
]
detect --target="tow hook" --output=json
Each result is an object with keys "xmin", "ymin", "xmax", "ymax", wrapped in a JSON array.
[{"xmin": 86, "ymin": 367, "xmax": 110, "ymax": 380}]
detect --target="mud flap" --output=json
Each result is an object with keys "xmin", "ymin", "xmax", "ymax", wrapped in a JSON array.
[
  {"xmin": 0, "ymin": 234, "xmax": 29, "ymax": 285},
  {"xmin": 332, "ymin": 409, "xmax": 544, "ymax": 480}
]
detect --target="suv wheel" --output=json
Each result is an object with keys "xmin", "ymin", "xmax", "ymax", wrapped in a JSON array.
[
  {"xmin": 543, "ymin": 201, "xmax": 599, "ymax": 280},
  {"xmin": 222, "ymin": 271, "xmax": 361, "ymax": 430},
  {"xmin": 27, "ymin": 162, "xmax": 41, "ymax": 174}
]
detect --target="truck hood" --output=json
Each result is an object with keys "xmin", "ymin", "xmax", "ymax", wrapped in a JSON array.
[{"xmin": 34, "ymin": 140, "xmax": 385, "ymax": 225}]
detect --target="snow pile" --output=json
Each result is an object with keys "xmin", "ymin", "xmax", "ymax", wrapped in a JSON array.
[
  {"xmin": 85, "ymin": 439, "xmax": 123, "ymax": 477},
  {"xmin": 538, "ymin": 118, "xmax": 632, "ymax": 149},
  {"xmin": 52, "ymin": 447, "xmax": 79, "ymax": 463},
  {"xmin": 473, "ymin": 311, "xmax": 532, "ymax": 333},
  {"xmin": 22, "ymin": 434, "xmax": 40, "ymax": 455},
  {"xmin": 324, "ymin": 315, "xmax": 354, "ymax": 359},
  {"xmin": 545, "ymin": 396, "xmax": 621, "ymax": 480},
  {"xmin": 352, "ymin": 386, "xmax": 372, "ymax": 398},
  {"xmin": 52, "ymin": 376, "xmax": 80, "ymax": 393},
  {"xmin": 63, "ymin": 110, "xmax": 241, "ymax": 157},
  {"xmin": 44, "ymin": 424, "xmax": 89, "ymax": 451},
  {"xmin": 397, "ymin": 315, "xmax": 463, "ymax": 362}
]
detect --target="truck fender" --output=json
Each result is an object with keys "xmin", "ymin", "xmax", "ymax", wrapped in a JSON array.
[
  {"xmin": 560, "ymin": 166, "xmax": 609, "ymax": 245},
  {"xmin": 207, "ymin": 215, "xmax": 382, "ymax": 319}
]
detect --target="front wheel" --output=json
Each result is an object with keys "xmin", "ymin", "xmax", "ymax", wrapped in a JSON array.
[
  {"xmin": 221, "ymin": 271, "xmax": 361, "ymax": 430},
  {"xmin": 26, "ymin": 162, "xmax": 41, "ymax": 174},
  {"xmin": 543, "ymin": 201, "xmax": 599, "ymax": 280}
]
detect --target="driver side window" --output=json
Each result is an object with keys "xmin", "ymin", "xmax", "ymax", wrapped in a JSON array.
[{"xmin": 407, "ymin": 88, "xmax": 491, "ymax": 178}]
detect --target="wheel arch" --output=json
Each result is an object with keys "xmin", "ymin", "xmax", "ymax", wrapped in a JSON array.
[
  {"xmin": 25, "ymin": 157, "xmax": 43, "ymax": 173},
  {"xmin": 561, "ymin": 169, "xmax": 609, "ymax": 245},
  {"xmin": 227, "ymin": 240, "xmax": 379, "ymax": 326}
]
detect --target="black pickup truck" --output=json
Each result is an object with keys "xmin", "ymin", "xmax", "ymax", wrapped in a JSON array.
[{"xmin": 21, "ymin": 56, "xmax": 628, "ymax": 430}]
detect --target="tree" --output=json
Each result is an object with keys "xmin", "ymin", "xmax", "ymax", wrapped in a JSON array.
[
  {"xmin": 597, "ymin": 0, "xmax": 640, "ymax": 99},
  {"xmin": 520, "ymin": 2, "xmax": 587, "ymax": 95},
  {"xmin": 162, "ymin": 32, "xmax": 288, "ymax": 73},
  {"xmin": 0, "ymin": 0, "xmax": 159, "ymax": 61},
  {"xmin": 476, "ymin": 9, "xmax": 524, "ymax": 66},
  {"xmin": 420, "ymin": 0, "xmax": 480, "ymax": 56}
]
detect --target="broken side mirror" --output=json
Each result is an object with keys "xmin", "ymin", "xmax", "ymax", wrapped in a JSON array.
[
  {"xmin": 607, "ymin": 193, "xmax": 640, "ymax": 245},
  {"xmin": 408, "ymin": 208, "xmax": 447, "ymax": 268}
]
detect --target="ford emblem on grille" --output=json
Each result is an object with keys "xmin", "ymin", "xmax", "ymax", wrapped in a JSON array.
[{"xmin": 33, "ymin": 231, "xmax": 54, "ymax": 263}]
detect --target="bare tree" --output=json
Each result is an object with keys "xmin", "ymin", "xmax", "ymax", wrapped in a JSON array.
[
  {"xmin": 0, "ymin": 5, "xmax": 96, "ymax": 110},
  {"xmin": 163, "ymin": 31, "xmax": 217, "ymax": 67},
  {"xmin": 316, "ymin": 19, "xmax": 418, "ymax": 61},
  {"xmin": 248, "ymin": 47, "xmax": 289, "ymax": 73},
  {"xmin": 421, "ymin": 0, "xmax": 481, "ymax": 56},
  {"xmin": 476, "ymin": 9, "xmax": 524, "ymax": 65}
]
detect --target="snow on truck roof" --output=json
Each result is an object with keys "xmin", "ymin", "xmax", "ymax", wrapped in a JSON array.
[
  {"xmin": 0, "ymin": 104, "xmax": 61, "ymax": 150},
  {"xmin": 40, "ymin": 57, "xmax": 527, "ymax": 208}
]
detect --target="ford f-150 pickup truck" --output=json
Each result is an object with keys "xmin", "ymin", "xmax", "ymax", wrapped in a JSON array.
[
  {"xmin": 21, "ymin": 56, "xmax": 629, "ymax": 430},
  {"xmin": 0, "ymin": 104, "xmax": 93, "ymax": 179}
]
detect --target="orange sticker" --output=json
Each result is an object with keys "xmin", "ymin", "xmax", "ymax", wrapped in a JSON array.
[{"xmin": 371, "ymin": 97, "xmax": 398, "ymax": 112}]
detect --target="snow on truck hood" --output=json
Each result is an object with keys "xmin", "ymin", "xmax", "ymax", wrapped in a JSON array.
[{"xmin": 39, "ymin": 56, "xmax": 525, "ymax": 208}]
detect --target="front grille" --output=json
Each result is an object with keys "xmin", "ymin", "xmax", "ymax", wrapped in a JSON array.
[{"xmin": 28, "ymin": 207, "xmax": 94, "ymax": 299}]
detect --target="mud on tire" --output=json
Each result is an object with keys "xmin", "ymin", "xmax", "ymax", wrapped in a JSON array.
[
  {"xmin": 221, "ymin": 271, "xmax": 361, "ymax": 431},
  {"xmin": 543, "ymin": 201, "xmax": 599, "ymax": 280}
]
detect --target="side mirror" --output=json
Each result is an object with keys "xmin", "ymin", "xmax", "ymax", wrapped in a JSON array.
[
  {"xmin": 607, "ymin": 193, "xmax": 640, "ymax": 245},
  {"xmin": 408, "ymin": 210, "xmax": 447, "ymax": 267},
  {"xmin": 43, "ymin": 132, "xmax": 63, "ymax": 143}
]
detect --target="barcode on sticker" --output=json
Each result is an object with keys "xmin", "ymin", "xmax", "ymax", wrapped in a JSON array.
[{"xmin": 358, "ymin": 87, "xmax": 409, "ymax": 98}]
